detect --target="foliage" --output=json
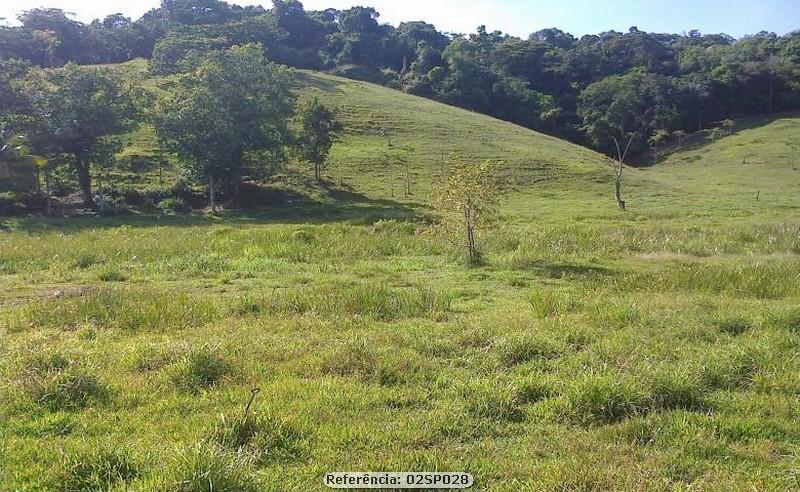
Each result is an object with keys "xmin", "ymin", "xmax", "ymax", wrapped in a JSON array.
[
  {"xmin": 17, "ymin": 63, "xmax": 136, "ymax": 206},
  {"xmin": 431, "ymin": 154, "xmax": 501, "ymax": 264},
  {"xmin": 2, "ymin": 3, "xmax": 800, "ymax": 161},
  {"xmin": 294, "ymin": 97, "xmax": 342, "ymax": 180},
  {"xmin": 152, "ymin": 43, "xmax": 294, "ymax": 206}
]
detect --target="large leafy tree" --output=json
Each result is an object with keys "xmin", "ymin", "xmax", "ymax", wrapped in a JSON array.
[
  {"xmin": 20, "ymin": 63, "xmax": 136, "ymax": 207},
  {"xmin": 578, "ymin": 69, "xmax": 681, "ymax": 156},
  {"xmin": 153, "ymin": 43, "xmax": 295, "ymax": 210},
  {"xmin": 295, "ymin": 97, "xmax": 342, "ymax": 181}
]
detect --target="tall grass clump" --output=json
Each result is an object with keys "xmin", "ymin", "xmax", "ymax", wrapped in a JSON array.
[
  {"xmin": 169, "ymin": 347, "xmax": 232, "ymax": 392},
  {"xmin": 528, "ymin": 287, "xmax": 576, "ymax": 318},
  {"xmin": 19, "ymin": 353, "xmax": 107, "ymax": 411},
  {"xmin": 2, "ymin": 287, "xmax": 220, "ymax": 332},
  {"xmin": 235, "ymin": 284, "xmax": 451, "ymax": 321},
  {"xmin": 648, "ymin": 368, "xmax": 708, "ymax": 411},
  {"xmin": 160, "ymin": 444, "xmax": 259, "ymax": 492},
  {"xmin": 461, "ymin": 381, "xmax": 525, "ymax": 423},
  {"xmin": 557, "ymin": 375, "xmax": 647, "ymax": 425},
  {"xmin": 208, "ymin": 411, "xmax": 307, "ymax": 464},
  {"xmin": 699, "ymin": 349, "xmax": 761, "ymax": 390},
  {"xmin": 49, "ymin": 448, "xmax": 138, "ymax": 492},
  {"xmin": 320, "ymin": 339, "xmax": 377, "ymax": 379},
  {"xmin": 713, "ymin": 315, "xmax": 752, "ymax": 336},
  {"xmin": 617, "ymin": 260, "xmax": 800, "ymax": 299},
  {"xmin": 768, "ymin": 306, "xmax": 800, "ymax": 333},
  {"xmin": 497, "ymin": 334, "xmax": 563, "ymax": 367}
]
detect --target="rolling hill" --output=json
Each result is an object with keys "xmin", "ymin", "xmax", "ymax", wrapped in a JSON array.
[
  {"xmin": 108, "ymin": 59, "xmax": 799, "ymax": 225},
  {"xmin": 2, "ymin": 62, "xmax": 800, "ymax": 492},
  {"xmin": 108, "ymin": 59, "xmax": 612, "ymax": 209}
]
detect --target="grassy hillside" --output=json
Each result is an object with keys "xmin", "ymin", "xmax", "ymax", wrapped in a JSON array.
[
  {"xmin": 1, "ymin": 65, "xmax": 799, "ymax": 491},
  {"xmin": 102, "ymin": 59, "xmax": 612, "ymax": 214}
]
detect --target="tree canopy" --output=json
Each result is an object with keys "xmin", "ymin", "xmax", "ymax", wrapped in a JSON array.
[
  {"xmin": 153, "ymin": 43, "xmax": 294, "ymax": 207},
  {"xmin": 0, "ymin": 1, "xmax": 799, "ymax": 158}
]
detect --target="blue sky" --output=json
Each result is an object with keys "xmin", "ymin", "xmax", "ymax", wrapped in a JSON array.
[{"xmin": 1, "ymin": 0, "xmax": 798, "ymax": 37}]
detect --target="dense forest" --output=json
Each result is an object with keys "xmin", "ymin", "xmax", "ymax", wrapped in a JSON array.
[{"xmin": 1, "ymin": 0, "xmax": 799, "ymax": 157}]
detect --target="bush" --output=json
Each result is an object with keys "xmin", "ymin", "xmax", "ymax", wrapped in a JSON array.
[{"xmin": 158, "ymin": 197, "xmax": 191, "ymax": 214}]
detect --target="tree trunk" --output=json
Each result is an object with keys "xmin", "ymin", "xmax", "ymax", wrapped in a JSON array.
[
  {"xmin": 44, "ymin": 169, "xmax": 52, "ymax": 216},
  {"xmin": 614, "ymin": 164, "xmax": 626, "ymax": 211},
  {"xmin": 209, "ymin": 173, "xmax": 217, "ymax": 214},
  {"xmin": 315, "ymin": 161, "xmax": 321, "ymax": 181},
  {"xmin": 614, "ymin": 177, "xmax": 625, "ymax": 211},
  {"xmin": 464, "ymin": 203, "xmax": 477, "ymax": 264},
  {"xmin": 74, "ymin": 153, "xmax": 94, "ymax": 208},
  {"xmin": 228, "ymin": 151, "xmax": 243, "ymax": 205}
]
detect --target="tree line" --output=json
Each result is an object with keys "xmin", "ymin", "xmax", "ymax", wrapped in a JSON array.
[{"xmin": 2, "ymin": 0, "xmax": 798, "ymax": 158}]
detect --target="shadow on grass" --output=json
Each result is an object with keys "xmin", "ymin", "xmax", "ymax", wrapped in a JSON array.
[
  {"xmin": 521, "ymin": 260, "xmax": 616, "ymax": 280},
  {"xmin": 293, "ymin": 70, "xmax": 348, "ymax": 94},
  {"xmin": 7, "ymin": 184, "xmax": 420, "ymax": 233}
]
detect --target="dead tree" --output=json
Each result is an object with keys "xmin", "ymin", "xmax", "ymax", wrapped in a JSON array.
[{"xmin": 611, "ymin": 133, "xmax": 636, "ymax": 211}]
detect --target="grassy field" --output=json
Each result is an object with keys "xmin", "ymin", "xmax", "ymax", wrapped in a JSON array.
[{"xmin": 1, "ymin": 65, "xmax": 799, "ymax": 491}]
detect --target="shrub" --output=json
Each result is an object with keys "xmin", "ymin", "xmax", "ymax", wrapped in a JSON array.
[{"xmin": 158, "ymin": 197, "xmax": 191, "ymax": 214}]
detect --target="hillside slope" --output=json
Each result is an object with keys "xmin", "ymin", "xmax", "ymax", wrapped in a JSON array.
[
  {"xmin": 107, "ymin": 61, "xmax": 798, "ymax": 224},
  {"xmin": 633, "ymin": 113, "xmax": 800, "ymax": 220},
  {"xmin": 110, "ymin": 60, "xmax": 611, "ymax": 204},
  {"xmin": 292, "ymin": 70, "xmax": 609, "ymax": 198}
]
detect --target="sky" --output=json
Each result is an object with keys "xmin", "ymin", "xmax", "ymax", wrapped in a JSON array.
[{"xmin": 1, "ymin": 0, "xmax": 798, "ymax": 38}]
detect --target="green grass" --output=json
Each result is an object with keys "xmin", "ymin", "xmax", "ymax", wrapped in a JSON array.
[{"xmin": 1, "ymin": 63, "xmax": 800, "ymax": 490}]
